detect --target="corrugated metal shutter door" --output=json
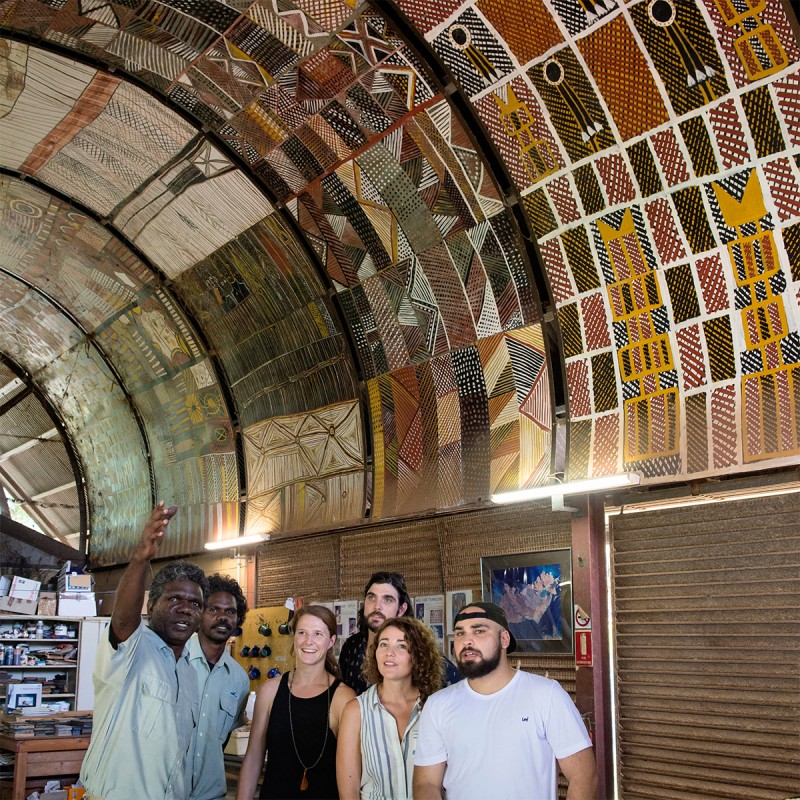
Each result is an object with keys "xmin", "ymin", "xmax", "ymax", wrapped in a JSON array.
[{"xmin": 610, "ymin": 494, "xmax": 800, "ymax": 799}]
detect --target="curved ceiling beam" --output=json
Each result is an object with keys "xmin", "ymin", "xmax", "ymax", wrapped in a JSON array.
[
  {"xmin": 0, "ymin": 30, "xmax": 370, "ymax": 386},
  {"xmin": 0, "ymin": 352, "xmax": 87, "ymax": 549}
]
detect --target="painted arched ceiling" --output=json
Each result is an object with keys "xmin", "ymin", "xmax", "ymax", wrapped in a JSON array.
[{"xmin": 0, "ymin": 1, "xmax": 798, "ymax": 566}]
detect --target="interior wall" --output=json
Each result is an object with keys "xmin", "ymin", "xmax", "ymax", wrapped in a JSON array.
[{"xmin": 255, "ymin": 503, "xmax": 585, "ymax": 697}]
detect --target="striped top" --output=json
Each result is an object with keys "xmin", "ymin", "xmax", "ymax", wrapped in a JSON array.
[{"xmin": 356, "ymin": 684, "xmax": 422, "ymax": 800}]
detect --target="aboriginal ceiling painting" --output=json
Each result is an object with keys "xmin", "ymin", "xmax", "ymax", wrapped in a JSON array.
[{"xmin": 0, "ymin": 0, "xmax": 797, "ymax": 564}]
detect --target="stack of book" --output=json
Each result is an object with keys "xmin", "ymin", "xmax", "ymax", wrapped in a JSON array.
[
  {"xmin": 43, "ymin": 644, "xmax": 78, "ymax": 664},
  {"xmin": 0, "ymin": 711, "xmax": 93, "ymax": 738},
  {"xmin": 0, "ymin": 716, "xmax": 35, "ymax": 737}
]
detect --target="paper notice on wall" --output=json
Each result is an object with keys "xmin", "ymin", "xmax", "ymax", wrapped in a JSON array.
[
  {"xmin": 333, "ymin": 600, "xmax": 359, "ymax": 657},
  {"xmin": 413, "ymin": 594, "xmax": 446, "ymax": 652}
]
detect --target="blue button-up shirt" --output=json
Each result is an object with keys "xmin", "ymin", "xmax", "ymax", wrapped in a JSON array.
[
  {"xmin": 80, "ymin": 620, "xmax": 198, "ymax": 800},
  {"xmin": 187, "ymin": 634, "xmax": 249, "ymax": 800}
]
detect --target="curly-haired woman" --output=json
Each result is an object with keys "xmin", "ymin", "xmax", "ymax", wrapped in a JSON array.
[{"xmin": 336, "ymin": 616, "xmax": 443, "ymax": 799}]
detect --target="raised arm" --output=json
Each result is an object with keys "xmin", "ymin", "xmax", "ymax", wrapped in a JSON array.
[
  {"xmin": 110, "ymin": 503, "xmax": 177, "ymax": 646},
  {"xmin": 335, "ymin": 698, "xmax": 362, "ymax": 800},
  {"xmin": 559, "ymin": 747, "xmax": 598, "ymax": 800},
  {"xmin": 236, "ymin": 677, "xmax": 279, "ymax": 800}
]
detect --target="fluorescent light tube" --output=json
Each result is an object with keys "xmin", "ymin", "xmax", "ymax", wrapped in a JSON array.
[
  {"xmin": 204, "ymin": 533, "xmax": 269, "ymax": 550},
  {"xmin": 491, "ymin": 473, "xmax": 640, "ymax": 505}
]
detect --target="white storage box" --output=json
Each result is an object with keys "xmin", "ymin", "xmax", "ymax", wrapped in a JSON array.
[
  {"xmin": 10, "ymin": 575, "xmax": 41, "ymax": 601},
  {"xmin": 58, "ymin": 592, "xmax": 97, "ymax": 617}
]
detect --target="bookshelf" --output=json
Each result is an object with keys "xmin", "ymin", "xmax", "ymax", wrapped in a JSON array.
[{"xmin": 0, "ymin": 617, "xmax": 82, "ymax": 712}]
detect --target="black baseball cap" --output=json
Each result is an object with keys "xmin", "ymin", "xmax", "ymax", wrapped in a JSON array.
[{"xmin": 453, "ymin": 602, "xmax": 518, "ymax": 653}]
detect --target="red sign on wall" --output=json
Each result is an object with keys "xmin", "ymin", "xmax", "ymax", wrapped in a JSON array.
[{"xmin": 575, "ymin": 629, "xmax": 593, "ymax": 667}]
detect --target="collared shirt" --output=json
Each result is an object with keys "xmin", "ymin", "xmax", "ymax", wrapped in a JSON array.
[
  {"xmin": 80, "ymin": 619, "xmax": 199, "ymax": 800},
  {"xmin": 357, "ymin": 684, "xmax": 421, "ymax": 800},
  {"xmin": 339, "ymin": 630, "xmax": 463, "ymax": 695},
  {"xmin": 187, "ymin": 633, "xmax": 249, "ymax": 800},
  {"xmin": 339, "ymin": 631, "xmax": 370, "ymax": 694}
]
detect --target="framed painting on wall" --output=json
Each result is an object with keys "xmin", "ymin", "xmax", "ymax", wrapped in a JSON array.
[{"xmin": 480, "ymin": 549, "xmax": 573, "ymax": 654}]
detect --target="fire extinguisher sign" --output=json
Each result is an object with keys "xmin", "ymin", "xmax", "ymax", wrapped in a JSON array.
[{"xmin": 574, "ymin": 606, "xmax": 592, "ymax": 666}]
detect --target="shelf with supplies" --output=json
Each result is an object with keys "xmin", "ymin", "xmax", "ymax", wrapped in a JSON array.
[{"xmin": 0, "ymin": 617, "xmax": 83, "ymax": 713}]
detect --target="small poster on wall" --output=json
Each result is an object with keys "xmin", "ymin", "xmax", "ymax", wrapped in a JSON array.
[
  {"xmin": 446, "ymin": 589, "xmax": 473, "ymax": 634},
  {"xmin": 413, "ymin": 594, "xmax": 446, "ymax": 653},
  {"xmin": 332, "ymin": 600, "xmax": 359, "ymax": 658}
]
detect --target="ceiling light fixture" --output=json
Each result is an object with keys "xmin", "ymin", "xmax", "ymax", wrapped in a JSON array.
[
  {"xmin": 204, "ymin": 533, "xmax": 269, "ymax": 551},
  {"xmin": 491, "ymin": 472, "xmax": 641, "ymax": 506}
]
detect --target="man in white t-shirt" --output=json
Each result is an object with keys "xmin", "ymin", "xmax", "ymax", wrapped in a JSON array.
[{"xmin": 413, "ymin": 602, "xmax": 597, "ymax": 800}]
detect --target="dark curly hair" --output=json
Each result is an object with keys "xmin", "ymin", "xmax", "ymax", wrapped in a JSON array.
[
  {"xmin": 363, "ymin": 616, "xmax": 443, "ymax": 705},
  {"xmin": 148, "ymin": 561, "xmax": 208, "ymax": 612},
  {"xmin": 207, "ymin": 573, "xmax": 248, "ymax": 627}
]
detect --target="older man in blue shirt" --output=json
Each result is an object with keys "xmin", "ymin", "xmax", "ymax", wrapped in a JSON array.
[{"xmin": 81, "ymin": 503, "xmax": 208, "ymax": 800}]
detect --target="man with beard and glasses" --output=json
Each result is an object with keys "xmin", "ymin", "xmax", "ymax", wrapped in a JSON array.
[
  {"xmin": 80, "ymin": 504, "xmax": 209, "ymax": 800},
  {"xmin": 188, "ymin": 574, "xmax": 250, "ymax": 800},
  {"xmin": 413, "ymin": 602, "xmax": 597, "ymax": 800},
  {"xmin": 338, "ymin": 571, "xmax": 461, "ymax": 695}
]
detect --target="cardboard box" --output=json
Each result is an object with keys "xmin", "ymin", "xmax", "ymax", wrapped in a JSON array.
[
  {"xmin": 0, "ymin": 595, "xmax": 37, "ymax": 614},
  {"xmin": 38, "ymin": 591, "xmax": 58, "ymax": 617},
  {"xmin": 10, "ymin": 576, "xmax": 40, "ymax": 602},
  {"xmin": 224, "ymin": 727, "xmax": 250, "ymax": 756},
  {"xmin": 58, "ymin": 573, "xmax": 93, "ymax": 592},
  {"xmin": 0, "ymin": 575, "xmax": 10, "ymax": 596},
  {"xmin": 58, "ymin": 592, "xmax": 96, "ymax": 617}
]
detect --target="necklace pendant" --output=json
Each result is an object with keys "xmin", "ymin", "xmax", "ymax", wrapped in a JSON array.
[{"xmin": 300, "ymin": 768, "xmax": 309, "ymax": 791}]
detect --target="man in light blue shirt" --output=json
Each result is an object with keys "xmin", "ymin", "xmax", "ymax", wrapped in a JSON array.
[
  {"xmin": 188, "ymin": 574, "xmax": 250, "ymax": 800},
  {"xmin": 80, "ymin": 503, "xmax": 208, "ymax": 800}
]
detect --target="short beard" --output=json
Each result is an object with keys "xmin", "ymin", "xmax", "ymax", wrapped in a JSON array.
[
  {"xmin": 457, "ymin": 638, "xmax": 502, "ymax": 678},
  {"xmin": 366, "ymin": 614, "xmax": 386, "ymax": 633},
  {"xmin": 203, "ymin": 625, "xmax": 233, "ymax": 644}
]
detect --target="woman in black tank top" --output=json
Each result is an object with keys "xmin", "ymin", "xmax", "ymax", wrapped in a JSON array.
[{"xmin": 236, "ymin": 605, "xmax": 356, "ymax": 800}]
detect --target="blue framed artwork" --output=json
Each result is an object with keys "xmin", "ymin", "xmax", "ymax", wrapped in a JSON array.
[{"xmin": 481, "ymin": 548, "xmax": 573, "ymax": 654}]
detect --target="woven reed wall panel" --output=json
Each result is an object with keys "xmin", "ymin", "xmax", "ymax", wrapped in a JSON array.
[
  {"xmin": 440, "ymin": 504, "xmax": 574, "ymax": 592},
  {"xmin": 255, "ymin": 504, "xmax": 578, "ymax": 689},
  {"xmin": 339, "ymin": 517, "xmax": 442, "ymax": 598},
  {"xmin": 256, "ymin": 535, "xmax": 339, "ymax": 607},
  {"xmin": 610, "ymin": 494, "xmax": 800, "ymax": 800}
]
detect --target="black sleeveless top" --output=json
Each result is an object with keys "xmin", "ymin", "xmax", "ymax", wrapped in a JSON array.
[{"xmin": 260, "ymin": 671, "xmax": 340, "ymax": 799}]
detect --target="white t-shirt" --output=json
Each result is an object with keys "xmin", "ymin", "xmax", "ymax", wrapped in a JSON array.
[{"xmin": 414, "ymin": 669, "xmax": 592, "ymax": 800}]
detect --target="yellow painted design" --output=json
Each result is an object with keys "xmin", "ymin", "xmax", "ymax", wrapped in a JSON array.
[
  {"xmin": 714, "ymin": 172, "xmax": 800, "ymax": 461},
  {"xmin": 493, "ymin": 86, "xmax": 558, "ymax": 184},
  {"xmin": 599, "ymin": 210, "xmax": 679, "ymax": 462},
  {"xmin": 712, "ymin": 0, "xmax": 787, "ymax": 79},
  {"xmin": 367, "ymin": 378, "xmax": 385, "ymax": 518}
]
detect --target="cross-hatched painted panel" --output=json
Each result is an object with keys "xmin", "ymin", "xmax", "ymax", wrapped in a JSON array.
[
  {"xmin": 431, "ymin": 7, "xmax": 515, "ymax": 98},
  {"xmin": 629, "ymin": 0, "xmax": 728, "ymax": 117},
  {"xmin": 577, "ymin": 15, "xmax": 669, "ymax": 142},
  {"xmin": 528, "ymin": 48, "xmax": 615, "ymax": 161}
]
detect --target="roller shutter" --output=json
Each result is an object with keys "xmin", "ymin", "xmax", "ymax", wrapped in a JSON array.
[{"xmin": 610, "ymin": 494, "xmax": 800, "ymax": 799}]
